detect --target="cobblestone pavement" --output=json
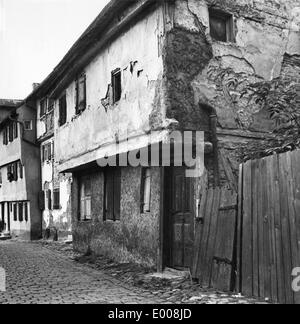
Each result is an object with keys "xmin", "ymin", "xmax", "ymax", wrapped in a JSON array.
[{"xmin": 0, "ymin": 241, "xmax": 166, "ymax": 304}]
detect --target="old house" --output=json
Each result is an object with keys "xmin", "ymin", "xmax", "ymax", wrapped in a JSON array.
[
  {"xmin": 24, "ymin": 0, "xmax": 299, "ymax": 270},
  {"xmin": 0, "ymin": 101, "xmax": 41, "ymax": 240}
]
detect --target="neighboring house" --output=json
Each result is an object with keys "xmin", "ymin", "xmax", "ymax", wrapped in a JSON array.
[
  {"xmin": 23, "ymin": 0, "xmax": 300, "ymax": 269},
  {"xmin": 35, "ymin": 96, "xmax": 72, "ymax": 240},
  {"xmin": 0, "ymin": 99, "xmax": 22, "ymax": 123},
  {"xmin": 0, "ymin": 101, "xmax": 41, "ymax": 240}
]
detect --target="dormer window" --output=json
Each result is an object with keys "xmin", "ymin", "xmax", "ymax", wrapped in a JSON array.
[{"xmin": 209, "ymin": 9, "xmax": 234, "ymax": 43}]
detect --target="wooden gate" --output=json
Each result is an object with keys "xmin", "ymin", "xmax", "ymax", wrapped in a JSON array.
[
  {"xmin": 237, "ymin": 150, "xmax": 300, "ymax": 304},
  {"xmin": 193, "ymin": 188, "xmax": 237, "ymax": 292}
]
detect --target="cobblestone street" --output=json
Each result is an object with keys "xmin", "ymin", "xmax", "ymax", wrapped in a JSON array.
[{"xmin": 0, "ymin": 241, "xmax": 165, "ymax": 304}]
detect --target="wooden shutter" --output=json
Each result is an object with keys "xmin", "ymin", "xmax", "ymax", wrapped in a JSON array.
[
  {"xmin": 47, "ymin": 189, "xmax": 52, "ymax": 210},
  {"xmin": 9, "ymin": 123, "xmax": 13, "ymax": 142},
  {"xmin": 19, "ymin": 162, "xmax": 23, "ymax": 179},
  {"xmin": 24, "ymin": 203, "xmax": 28, "ymax": 222},
  {"xmin": 18, "ymin": 203, "xmax": 23, "ymax": 222},
  {"xmin": 3, "ymin": 128, "xmax": 7, "ymax": 145},
  {"xmin": 59, "ymin": 95, "xmax": 67, "ymax": 126},
  {"xmin": 13, "ymin": 122, "xmax": 18, "ymax": 139},
  {"xmin": 53, "ymin": 189, "xmax": 60, "ymax": 210},
  {"xmin": 105, "ymin": 170, "xmax": 114, "ymax": 221},
  {"xmin": 13, "ymin": 204, "xmax": 17, "ymax": 221},
  {"xmin": 38, "ymin": 191, "xmax": 45, "ymax": 211},
  {"xmin": 13, "ymin": 162, "xmax": 18, "ymax": 181},
  {"xmin": 113, "ymin": 168, "xmax": 121, "ymax": 221}
]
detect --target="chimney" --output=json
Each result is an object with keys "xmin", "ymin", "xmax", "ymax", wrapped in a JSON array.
[{"xmin": 32, "ymin": 83, "xmax": 40, "ymax": 91}]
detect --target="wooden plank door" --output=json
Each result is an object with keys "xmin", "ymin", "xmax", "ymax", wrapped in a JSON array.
[{"xmin": 166, "ymin": 167, "xmax": 195, "ymax": 270}]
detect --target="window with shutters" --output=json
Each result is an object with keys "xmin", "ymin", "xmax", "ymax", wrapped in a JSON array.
[
  {"xmin": 75, "ymin": 74, "xmax": 86, "ymax": 115},
  {"xmin": 112, "ymin": 69, "xmax": 122, "ymax": 104},
  {"xmin": 141, "ymin": 168, "xmax": 151, "ymax": 214},
  {"xmin": 104, "ymin": 168, "xmax": 121, "ymax": 222},
  {"xmin": 7, "ymin": 162, "xmax": 18, "ymax": 182},
  {"xmin": 79, "ymin": 175, "xmax": 92, "ymax": 221},
  {"xmin": 53, "ymin": 188, "xmax": 60, "ymax": 210},
  {"xmin": 59, "ymin": 94, "xmax": 67, "ymax": 126},
  {"xmin": 209, "ymin": 9, "xmax": 234, "ymax": 43}
]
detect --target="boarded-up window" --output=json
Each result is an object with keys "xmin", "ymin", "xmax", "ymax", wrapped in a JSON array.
[
  {"xmin": 75, "ymin": 74, "xmax": 86, "ymax": 114},
  {"xmin": 112, "ymin": 69, "xmax": 122, "ymax": 103},
  {"xmin": 79, "ymin": 175, "xmax": 92, "ymax": 221},
  {"xmin": 104, "ymin": 168, "xmax": 121, "ymax": 222},
  {"xmin": 141, "ymin": 168, "xmax": 151, "ymax": 213},
  {"xmin": 209, "ymin": 9, "xmax": 233, "ymax": 42},
  {"xmin": 59, "ymin": 94, "xmax": 67, "ymax": 126},
  {"xmin": 53, "ymin": 189, "xmax": 60, "ymax": 210}
]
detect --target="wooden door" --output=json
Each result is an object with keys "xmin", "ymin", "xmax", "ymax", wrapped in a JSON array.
[{"xmin": 166, "ymin": 167, "xmax": 195, "ymax": 270}]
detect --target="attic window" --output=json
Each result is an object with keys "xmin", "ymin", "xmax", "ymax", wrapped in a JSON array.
[
  {"xmin": 209, "ymin": 9, "xmax": 234, "ymax": 42},
  {"xmin": 112, "ymin": 69, "xmax": 122, "ymax": 104}
]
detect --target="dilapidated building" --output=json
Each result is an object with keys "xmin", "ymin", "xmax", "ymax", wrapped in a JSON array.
[
  {"xmin": 23, "ymin": 0, "xmax": 300, "ymax": 270},
  {"xmin": 0, "ymin": 101, "xmax": 41, "ymax": 239}
]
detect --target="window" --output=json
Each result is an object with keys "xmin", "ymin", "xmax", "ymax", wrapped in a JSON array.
[
  {"xmin": 24, "ymin": 120, "xmax": 32, "ymax": 131},
  {"xmin": 209, "ymin": 9, "xmax": 234, "ymax": 42},
  {"xmin": 42, "ymin": 142, "xmax": 52, "ymax": 163},
  {"xmin": 3, "ymin": 127, "xmax": 8, "ymax": 145},
  {"xmin": 53, "ymin": 188, "xmax": 60, "ymax": 210},
  {"xmin": 13, "ymin": 122, "xmax": 18, "ymax": 139},
  {"xmin": 7, "ymin": 162, "xmax": 18, "ymax": 182},
  {"xmin": 40, "ymin": 98, "xmax": 47, "ymax": 118},
  {"xmin": 141, "ymin": 168, "xmax": 151, "ymax": 214},
  {"xmin": 48, "ymin": 99, "xmax": 55, "ymax": 112},
  {"xmin": 79, "ymin": 175, "xmax": 92, "ymax": 221},
  {"xmin": 104, "ymin": 168, "xmax": 121, "ymax": 222},
  {"xmin": 75, "ymin": 74, "xmax": 86, "ymax": 115},
  {"xmin": 112, "ymin": 69, "xmax": 122, "ymax": 104},
  {"xmin": 59, "ymin": 94, "xmax": 67, "ymax": 126}
]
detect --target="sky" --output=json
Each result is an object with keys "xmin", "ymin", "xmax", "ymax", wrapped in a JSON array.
[{"xmin": 0, "ymin": 0, "xmax": 110, "ymax": 99}]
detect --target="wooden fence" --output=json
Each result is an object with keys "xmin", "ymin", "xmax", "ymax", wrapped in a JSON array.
[
  {"xmin": 237, "ymin": 150, "xmax": 300, "ymax": 304},
  {"xmin": 193, "ymin": 188, "xmax": 237, "ymax": 292}
]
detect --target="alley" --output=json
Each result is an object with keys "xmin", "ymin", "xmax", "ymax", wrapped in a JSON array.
[{"xmin": 0, "ymin": 241, "xmax": 164, "ymax": 304}]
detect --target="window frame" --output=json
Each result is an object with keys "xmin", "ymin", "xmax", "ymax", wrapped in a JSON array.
[
  {"xmin": 24, "ymin": 120, "xmax": 33, "ymax": 131},
  {"xmin": 209, "ymin": 8, "xmax": 234, "ymax": 43},
  {"xmin": 140, "ymin": 168, "xmax": 151, "ymax": 214},
  {"xmin": 78, "ymin": 175, "xmax": 92, "ymax": 222}
]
